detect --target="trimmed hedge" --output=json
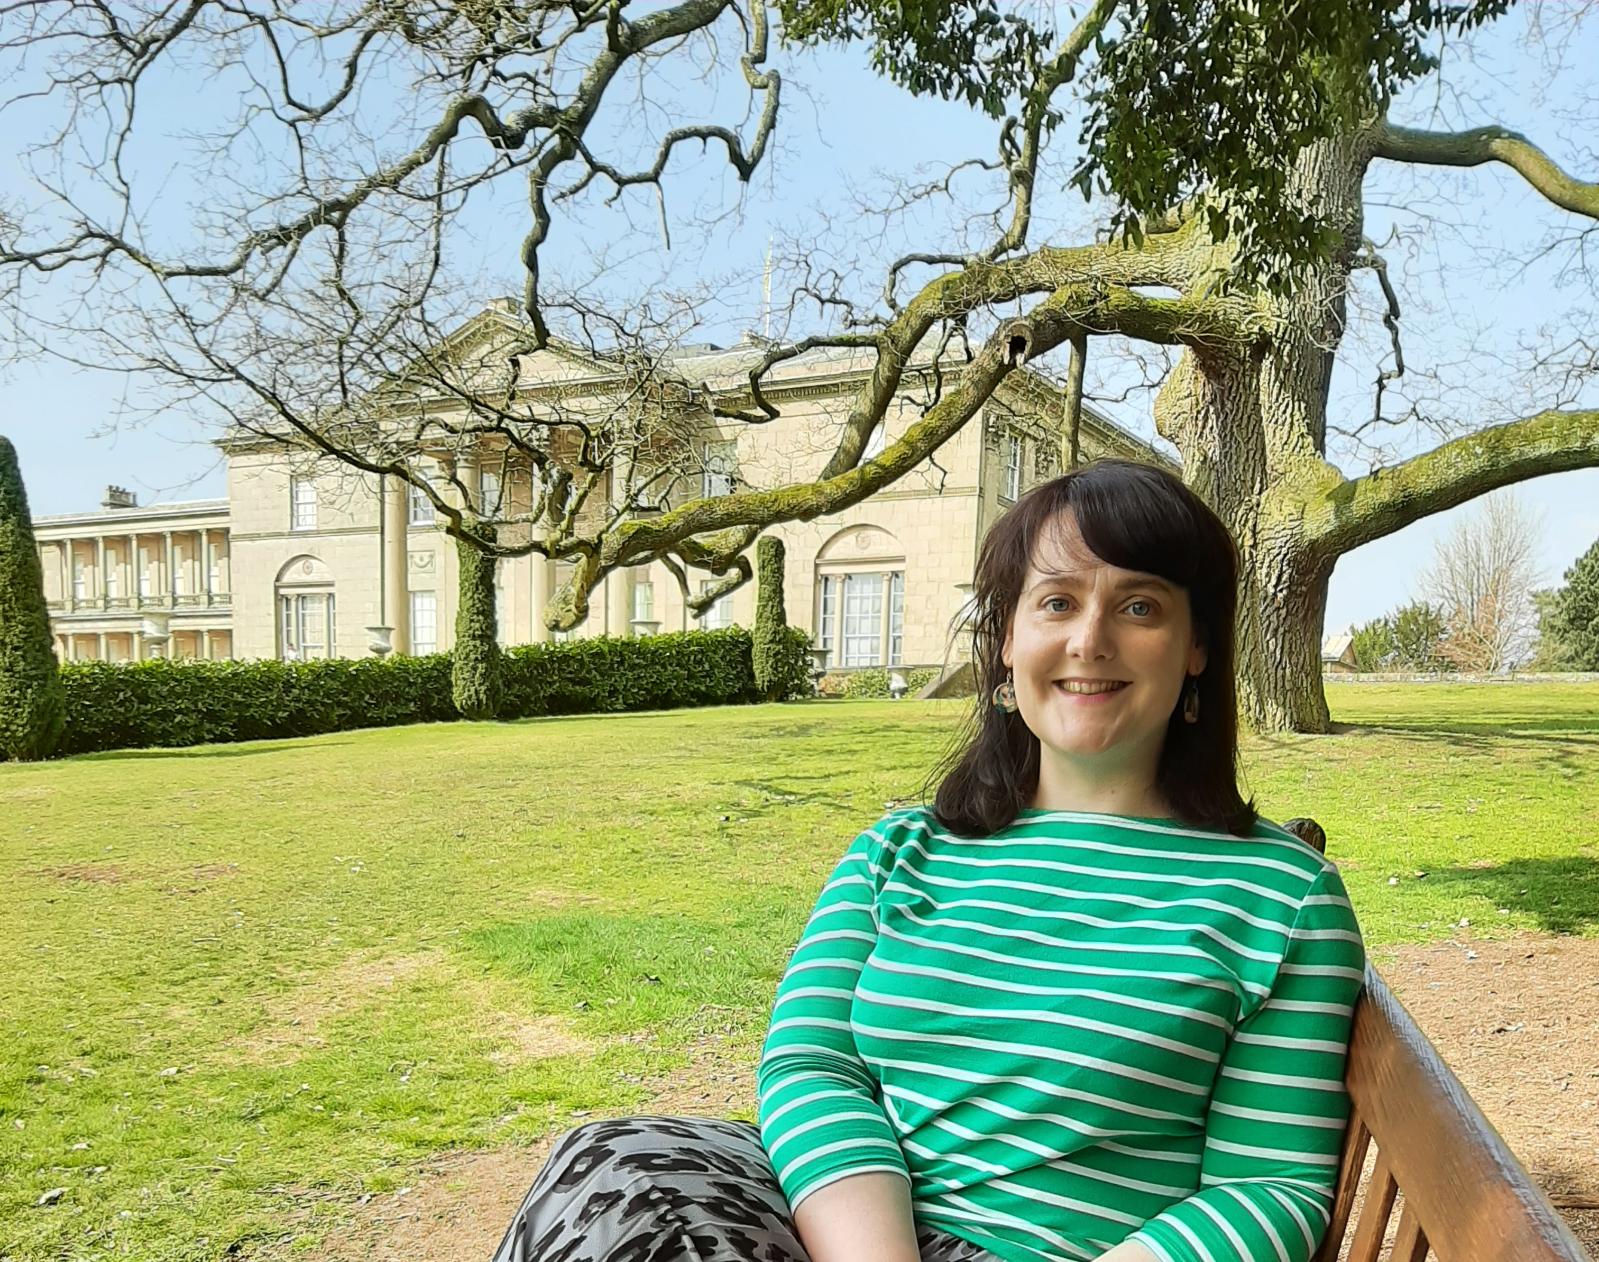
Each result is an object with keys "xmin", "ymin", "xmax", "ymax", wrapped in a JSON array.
[{"xmin": 46, "ymin": 625, "xmax": 814, "ymax": 758}]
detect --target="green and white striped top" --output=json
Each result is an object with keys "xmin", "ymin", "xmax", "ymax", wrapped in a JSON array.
[{"xmin": 756, "ymin": 805, "xmax": 1366, "ymax": 1262}]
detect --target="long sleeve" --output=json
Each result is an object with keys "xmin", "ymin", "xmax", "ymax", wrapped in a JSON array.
[
  {"xmin": 757, "ymin": 824, "xmax": 911, "ymax": 1210},
  {"xmin": 1123, "ymin": 861, "xmax": 1367, "ymax": 1262}
]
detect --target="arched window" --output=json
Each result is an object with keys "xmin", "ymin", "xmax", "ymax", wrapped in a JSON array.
[
  {"xmin": 815, "ymin": 525, "xmax": 906, "ymax": 669},
  {"xmin": 274, "ymin": 555, "xmax": 336, "ymax": 660}
]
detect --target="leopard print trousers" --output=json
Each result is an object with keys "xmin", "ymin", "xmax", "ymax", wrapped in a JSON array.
[{"xmin": 490, "ymin": 1114, "xmax": 1003, "ymax": 1261}]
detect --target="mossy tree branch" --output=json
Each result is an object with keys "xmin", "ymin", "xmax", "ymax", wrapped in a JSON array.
[{"xmin": 1298, "ymin": 408, "xmax": 1599, "ymax": 559}]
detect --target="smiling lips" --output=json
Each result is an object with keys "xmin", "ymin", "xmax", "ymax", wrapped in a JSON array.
[{"xmin": 1054, "ymin": 679, "xmax": 1130, "ymax": 695}]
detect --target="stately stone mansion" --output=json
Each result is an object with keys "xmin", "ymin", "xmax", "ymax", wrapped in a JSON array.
[{"xmin": 37, "ymin": 307, "xmax": 1165, "ymax": 670}]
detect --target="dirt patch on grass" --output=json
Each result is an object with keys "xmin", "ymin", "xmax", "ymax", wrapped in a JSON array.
[
  {"xmin": 1373, "ymin": 932, "xmax": 1599, "ymax": 1257},
  {"xmin": 224, "ymin": 952, "xmax": 440, "ymax": 1064},
  {"xmin": 224, "ymin": 950, "xmax": 594, "ymax": 1068},
  {"xmin": 38, "ymin": 862, "xmax": 133, "ymax": 884},
  {"xmin": 273, "ymin": 937, "xmax": 1599, "ymax": 1262}
]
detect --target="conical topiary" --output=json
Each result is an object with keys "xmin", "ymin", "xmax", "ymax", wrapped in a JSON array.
[
  {"xmin": 752, "ymin": 534, "xmax": 788, "ymax": 702},
  {"xmin": 0, "ymin": 435, "xmax": 66, "ymax": 759}
]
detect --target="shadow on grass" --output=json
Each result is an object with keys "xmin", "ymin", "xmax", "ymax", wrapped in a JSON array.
[
  {"xmin": 1417, "ymin": 855, "xmax": 1599, "ymax": 936},
  {"xmin": 1323, "ymin": 723, "xmax": 1599, "ymax": 779},
  {"xmin": 1346, "ymin": 717, "xmax": 1599, "ymax": 737},
  {"xmin": 72, "ymin": 739, "xmax": 354, "ymax": 761}
]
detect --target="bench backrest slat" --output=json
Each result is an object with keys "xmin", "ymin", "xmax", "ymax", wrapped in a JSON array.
[
  {"xmin": 1279, "ymin": 819, "xmax": 1589, "ymax": 1262},
  {"xmin": 1326, "ymin": 964, "xmax": 1589, "ymax": 1262}
]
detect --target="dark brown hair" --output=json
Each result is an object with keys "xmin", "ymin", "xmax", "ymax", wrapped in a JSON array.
[{"xmin": 924, "ymin": 458, "xmax": 1255, "ymax": 837}]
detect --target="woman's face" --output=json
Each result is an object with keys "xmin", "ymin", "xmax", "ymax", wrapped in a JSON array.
[{"xmin": 1001, "ymin": 513, "xmax": 1207, "ymax": 769}]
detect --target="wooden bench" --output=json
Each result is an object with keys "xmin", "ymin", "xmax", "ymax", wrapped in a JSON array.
[{"xmin": 1279, "ymin": 819, "xmax": 1589, "ymax": 1262}]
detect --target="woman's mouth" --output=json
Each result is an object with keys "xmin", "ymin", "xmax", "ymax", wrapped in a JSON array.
[{"xmin": 1053, "ymin": 679, "xmax": 1130, "ymax": 697}]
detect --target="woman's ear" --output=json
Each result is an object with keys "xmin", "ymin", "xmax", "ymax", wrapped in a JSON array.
[
  {"xmin": 1187, "ymin": 638, "xmax": 1208, "ymax": 678},
  {"xmin": 1002, "ymin": 625, "xmax": 1013, "ymax": 670}
]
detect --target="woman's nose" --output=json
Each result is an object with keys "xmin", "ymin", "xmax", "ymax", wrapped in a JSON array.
[{"xmin": 1068, "ymin": 608, "xmax": 1115, "ymax": 660}]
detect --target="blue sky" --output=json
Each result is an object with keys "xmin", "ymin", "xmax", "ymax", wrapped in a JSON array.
[{"xmin": 4, "ymin": 8, "xmax": 1596, "ymax": 629}]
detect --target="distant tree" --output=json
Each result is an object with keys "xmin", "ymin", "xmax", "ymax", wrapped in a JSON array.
[
  {"xmin": 1534, "ymin": 538, "xmax": 1599, "ymax": 671},
  {"xmin": 1424, "ymin": 494, "xmax": 1543, "ymax": 672},
  {"xmin": 0, "ymin": 435, "xmax": 65, "ymax": 759},
  {"xmin": 1350, "ymin": 618, "xmax": 1396, "ymax": 672},
  {"xmin": 1391, "ymin": 601, "xmax": 1449, "ymax": 671},
  {"xmin": 1348, "ymin": 600, "xmax": 1448, "ymax": 673}
]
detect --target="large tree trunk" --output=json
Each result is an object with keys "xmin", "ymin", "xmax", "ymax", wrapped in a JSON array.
[{"xmin": 1155, "ymin": 129, "xmax": 1373, "ymax": 733}]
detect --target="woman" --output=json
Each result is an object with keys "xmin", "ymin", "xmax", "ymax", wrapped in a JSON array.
[{"xmin": 492, "ymin": 459, "xmax": 1366, "ymax": 1262}]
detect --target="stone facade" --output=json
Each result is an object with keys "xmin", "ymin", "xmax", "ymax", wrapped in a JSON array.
[{"xmin": 37, "ymin": 313, "xmax": 1169, "ymax": 670}]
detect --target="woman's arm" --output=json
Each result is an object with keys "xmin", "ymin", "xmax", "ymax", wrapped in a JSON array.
[
  {"xmin": 1093, "ymin": 1242, "xmax": 1161, "ymax": 1262},
  {"xmin": 792, "ymin": 1171, "xmax": 923, "ymax": 1262},
  {"xmin": 758, "ymin": 826, "xmax": 917, "ymax": 1229}
]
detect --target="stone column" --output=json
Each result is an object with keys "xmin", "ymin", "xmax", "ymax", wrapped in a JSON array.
[
  {"xmin": 163, "ymin": 531, "xmax": 176, "ymax": 601},
  {"xmin": 382, "ymin": 474, "xmax": 410, "ymax": 654},
  {"xmin": 96, "ymin": 537, "xmax": 107, "ymax": 605},
  {"xmin": 58, "ymin": 541, "xmax": 71, "ymax": 609},
  {"xmin": 203, "ymin": 530, "xmax": 214, "ymax": 604},
  {"xmin": 201, "ymin": 629, "xmax": 212, "ymax": 660},
  {"xmin": 529, "ymin": 549, "xmax": 553, "ymax": 644},
  {"xmin": 96, "ymin": 631, "xmax": 107, "ymax": 660},
  {"xmin": 132, "ymin": 630, "xmax": 144, "ymax": 661},
  {"xmin": 606, "ymin": 565, "xmax": 634, "ymax": 639}
]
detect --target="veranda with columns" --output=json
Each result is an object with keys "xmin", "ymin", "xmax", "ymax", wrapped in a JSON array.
[{"xmin": 36, "ymin": 496, "xmax": 233, "ymax": 662}]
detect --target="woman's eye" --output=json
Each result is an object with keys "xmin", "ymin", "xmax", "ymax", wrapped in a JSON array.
[
  {"xmin": 1126, "ymin": 600, "xmax": 1154, "ymax": 617},
  {"xmin": 1043, "ymin": 597, "xmax": 1070, "ymax": 613}
]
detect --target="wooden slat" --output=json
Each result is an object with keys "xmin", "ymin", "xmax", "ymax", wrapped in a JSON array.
[
  {"xmin": 1345, "ymin": 1151, "xmax": 1398, "ymax": 1262},
  {"xmin": 1344, "ymin": 965, "xmax": 1590, "ymax": 1261},
  {"xmin": 1312, "ymin": 1113, "xmax": 1371, "ymax": 1262},
  {"xmin": 1391, "ymin": 1200, "xmax": 1430, "ymax": 1262}
]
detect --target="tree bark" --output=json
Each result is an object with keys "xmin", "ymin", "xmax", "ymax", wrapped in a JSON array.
[{"xmin": 1155, "ymin": 129, "xmax": 1374, "ymax": 733}]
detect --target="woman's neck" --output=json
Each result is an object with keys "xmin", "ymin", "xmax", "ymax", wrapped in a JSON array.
[{"xmin": 1030, "ymin": 749, "xmax": 1169, "ymax": 819}]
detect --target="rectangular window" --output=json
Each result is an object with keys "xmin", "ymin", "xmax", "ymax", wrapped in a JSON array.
[
  {"xmin": 702, "ymin": 439, "xmax": 737, "ymax": 498},
  {"xmin": 698, "ymin": 579, "xmax": 734, "ymax": 630},
  {"xmin": 137, "ymin": 547, "xmax": 151, "ymax": 598},
  {"xmin": 842, "ymin": 572, "xmax": 885, "ymax": 666},
  {"xmin": 864, "ymin": 421, "xmax": 887, "ymax": 460},
  {"xmin": 408, "ymin": 479, "xmax": 436, "ymax": 526},
  {"xmin": 106, "ymin": 553, "xmax": 122, "ymax": 600},
  {"xmin": 1002, "ymin": 434, "xmax": 1023, "ymax": 502},
  {"xmin": 632, "ymin": 580, "xmax": 655, "ymax": 624},
  {"xmin": 479, "ymin": 468, "xmax": 502, "ymax": 516},
  {"xmin": 72, "ymin": 555, "xmax": 87, "ymax": 600},
  {"xmin": 410, "ymin": 591, "xmax": 438, "ymax": 654},
  {"xmin": 889, "ymin": 570, "xmax": 905, "ymax": 666},
  {"xmin": 817, "ymin": 575, "xmax": 837, "ymax": 668},
  {"xmin": 279, "ymin": 592, "xmax": 335, "ymax": 660},
  {"xmin": 297, "ymin": 593, "xmax": 328, "ymax": 658},
  {"xmin": 291, "ymin": 476, "xmax": 318, "ymax": 530},
  {"xmin": 210, "ymin": 549, "xmax": 223, "ymax": 595}
]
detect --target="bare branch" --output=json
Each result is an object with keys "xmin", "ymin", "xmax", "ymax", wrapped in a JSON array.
[{"xmin": 1374, "ymin": 121, "xmax": 1599, "ymax": 220}]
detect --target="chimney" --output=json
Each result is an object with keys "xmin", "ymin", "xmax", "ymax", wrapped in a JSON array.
[{"xmin": 101, "ymin": 485, "xmax": 137, "ymax": 510}]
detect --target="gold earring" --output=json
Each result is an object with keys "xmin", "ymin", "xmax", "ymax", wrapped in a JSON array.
[
  {"xmin": 992, "ymin": 671, "xmax": 1019, "ymax": 714},
  {"xmin": 1182, "ymin": 676, "xmax": 1200, "ymax": 724}
]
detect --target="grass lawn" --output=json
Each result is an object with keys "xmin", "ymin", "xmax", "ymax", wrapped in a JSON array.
[{"xmin": 2, "ymin": 681, "xmax": 1595, "ymax": 1260}]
